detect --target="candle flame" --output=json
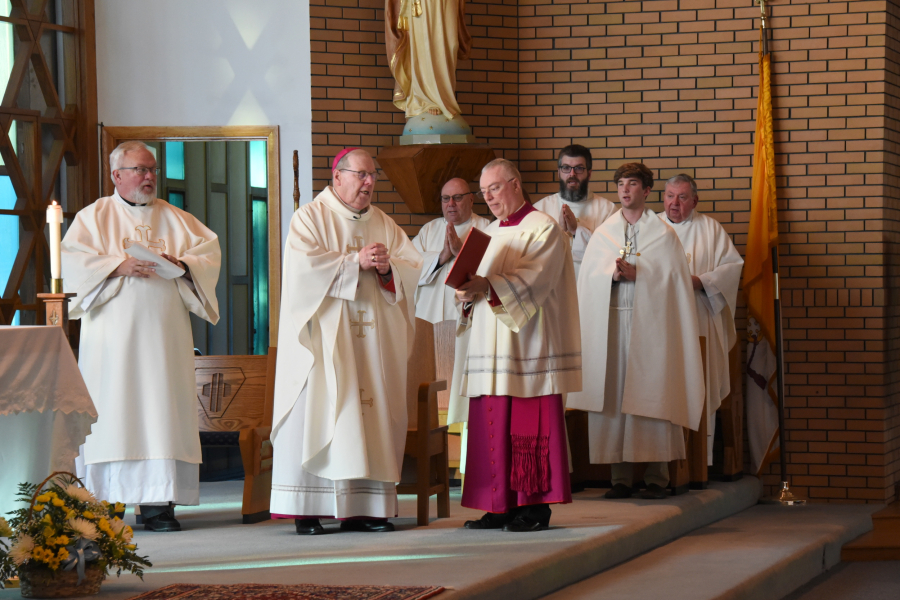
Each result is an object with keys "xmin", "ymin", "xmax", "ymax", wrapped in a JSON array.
[{"xmin": 52, "ymin": 200, "xmax": 58, "ymax": 206}]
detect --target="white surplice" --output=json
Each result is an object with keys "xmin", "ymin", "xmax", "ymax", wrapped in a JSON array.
[
  {"xmin": 62, "ymin": 191, "xmax": 220, "ymax": 504},
  {"xmin": 663, "ymin": 212, "xmax": 744, "ymax": 464},
  {"xmin": 448, "ymin": 209, "xmax": 582, "ymax": 426},
  {"xmin": 533, "ymin": 193, "xmax": 616, "ymax": 278},
  {"xmin": 270, "ymin": 187, "xmax": 422, "ymax": 518},
  {"xmin": 567, "ymin": 208, "xmax": 704, "ymax": 463},
  {"xmin": 411, "ymin": 214, "xmax": 491, "ymax": 324}
]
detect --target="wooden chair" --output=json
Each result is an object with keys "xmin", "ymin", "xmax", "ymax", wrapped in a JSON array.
[
  {"xmin": 398, "ymin": 318, "xmax": 451, "ymax": 526},
  {"xmin": 195, "ymin": 348, "xmax": 277, "ymax": 523},
  {"xmin": 717, "ymin": 344, "xmax": 744, "ymax": 480}
]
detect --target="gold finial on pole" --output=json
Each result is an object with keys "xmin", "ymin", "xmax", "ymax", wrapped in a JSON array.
[
  {"xmin": 293, "ymin": 150, "xmax": 300, "ymax": 212},
  {"xmin": 756, "ymin": 0, "xmax": 767, "ymax": 29}
]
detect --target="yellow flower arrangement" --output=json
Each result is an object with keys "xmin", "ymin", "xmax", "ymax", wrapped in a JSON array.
[{"xmin": 0, "ymin": 474, "xmax": 151, "ymax": 589}]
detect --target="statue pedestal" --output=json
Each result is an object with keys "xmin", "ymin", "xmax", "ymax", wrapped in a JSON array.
[{"xmin": 377, "ymin": 144, "xmax": 496, "ymax": 214}]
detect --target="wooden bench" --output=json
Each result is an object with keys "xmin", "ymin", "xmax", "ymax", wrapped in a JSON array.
[{"xmin": 195, "ymin": 349, "xmax": 277, "ymax": 523}]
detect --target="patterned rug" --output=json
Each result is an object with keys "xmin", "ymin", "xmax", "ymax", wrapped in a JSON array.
[{"xmin": 127, "ymin": 583, "xmax": 445, "ymax": 600}]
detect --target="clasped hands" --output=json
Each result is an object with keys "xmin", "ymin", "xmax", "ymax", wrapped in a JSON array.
[
  {"xmin": 438, "ymin": 223, "xmax": 463, "ymax": 266},
  {"xmin": 110, "ymin": 253, "xmax": 189, "ymax": 279},
  {"xmin": 612, "ymin": 257, "xmax": 636, "ymax": 282},
  {"xmin": 559, "ymin": 205, "xmax": 578, "ymax": 235},
  {"xmin": 359, "ymin": 242, "xmax": 392, "ymax": 275}
]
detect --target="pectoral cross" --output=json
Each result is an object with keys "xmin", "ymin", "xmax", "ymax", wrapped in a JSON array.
[
  {"xmin": 620, "ymin": 241, "xmax": 633, "ymax": 257},
  {"xmin": 123, "ymin": 225, "xmax": 167, "ymax": 254},
  {"xmin": 346, "ymin": 236, "xmax": 365, "ymax": 254},
  {"xmin": 350, "ymin": 310, "xmax": 375, "ymax": 338},
  {"xmin": 360, "ymin": 389, "xmax": 374, "ymax": 407}
]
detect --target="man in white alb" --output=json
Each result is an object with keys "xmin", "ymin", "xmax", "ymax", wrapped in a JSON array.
[
  {"xmin": 454, "ymin": 158, "xmax": 581, "ymax": 532},
  {"xmin": 412, "ymin": 177, "xmax": 490, "ymax": 324},
  {"xmin": 662, "ymin": 174, "xmax": 743, "ymax": 464},
  {"xmin": 533, "ymin": 144, "xmax": 616, "ymax": 278},
  {"xmin": 568, "ymin": 163, "xmax": 704, "ymax": 500},
  {"xmin": 63, "ymin": 141, "xmax": 221, "ymax": 532},
  {"xmin": 269, "ymin": 148, "xmax": 422, "ymax": 535}
]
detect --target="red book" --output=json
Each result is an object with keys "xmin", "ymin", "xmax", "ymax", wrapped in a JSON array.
[{"xmin": 444, "ymin": 228, "xmax": 492, "ymax": 289}]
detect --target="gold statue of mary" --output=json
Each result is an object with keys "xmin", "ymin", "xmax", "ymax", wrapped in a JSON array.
[{"xmin": 385, "ymin": 0, "xmax": 472, "ymax": 120}]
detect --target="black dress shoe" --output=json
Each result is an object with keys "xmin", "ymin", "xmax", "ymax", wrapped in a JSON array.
[
  {"xmin": 339, "ymin": 519, "xmax": 395, "ymax": 532},
  {"xmin": 604, "ymin": 483, "xmax": 634, "ymax": 499},
  {"xmin": 463, "ymin": 511, "xmax": 515, "ymax": 530},
  {"xmin": 295, "ymin": 518, "xmax": 325, "ymax": 535},
  {"xmin": 144, "ymin": 511, "xmax": 181, "ymax": 532},
  {"xmin": 502, "ymin": 514, "xmax": 549, "ymax": 532},
  {"xmin": 641, "ymin": 483, "xmax": 668, "ymax": 500}
]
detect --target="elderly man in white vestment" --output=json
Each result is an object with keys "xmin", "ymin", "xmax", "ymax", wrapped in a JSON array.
[
  {"xmin": 568, "ymin": 163, "xmax": 704, "ymax": 500},
  {"xmin": 412, "ymin": 177, "xmax": 490, "ymax": 323},
  {"xmin": 63, "ymin": 141, "xmax": 221, "ymax": 532},
  {"xmin": 662, "ymin": 174, "xmax": 744, "ymax": 464},
  {"xmin": 269, "ymin": 148, "xmax": 422, "ymax": 535},
  {"xmin": 533, "ymin": 145, "xmax": 616, "ymax": 278},
  {"xmin": 454, "ymin": 158, "xmax": 581, "ymax": 532}
]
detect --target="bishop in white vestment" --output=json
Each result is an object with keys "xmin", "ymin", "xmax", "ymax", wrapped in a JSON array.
[
  {"xmin": 63, "ymin": 141, "xmax": 220, "ymax": 532},
  {"xmin": 662, "ymin": 174, "xmax": 744, "ymax": 464},
  {"xmin": 412, "ymin": 177, "xmax": 490, "ymax": 324},
  {"xmin": 568, "ymin": 163, "xmax": 704, "ymax": 500},
  {"xmin": 269, "ymin": 149, "xmax": 422, "ymax": 535},
  {"xmin": 532, "ymin": 145, "xmax": 616, "ymax": 278},
  {"xmin": 455, "ymin": 159, "xmax": 581, "ymax": 532}
]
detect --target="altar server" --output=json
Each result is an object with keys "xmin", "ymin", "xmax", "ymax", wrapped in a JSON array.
[
  {"xmin": 269, "ymin": 148, "xmax": 422, "ymax": 535},
  {"xmin": 568, "ymin": 163, "xmax": 704, "ymax": 500},
  {"xmin": 412, "ymin": 177, "xmax": 490, "ymax": 324},
  {"xmin": 662, "ymin": 174, "xmax": 744, "ymax": 464},
  {"xmin": 455, "ymin": 158, "xmax": 581, "ymax": 532},
  {"xmin": 63, "ymin": 141, "xmax": 221, "ymax": 532},
  {"xmin": 533, "ymin": 145, "xmax": 616, "ymax": 278}
]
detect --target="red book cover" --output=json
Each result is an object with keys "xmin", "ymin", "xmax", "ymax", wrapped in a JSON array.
[{"xmin": 444, "ymin": 228, "xmax": 492, "ymax": 289}]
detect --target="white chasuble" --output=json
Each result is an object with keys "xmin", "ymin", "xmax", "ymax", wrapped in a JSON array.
[
  {"xmin": 448, "ymin": 210, "xmax": 582, "ymax": 426},
  {"xmin": 61, "ymin": 193, "xmax": 220, "ymax": 502},
  {"xmin": 664, "ymin": 212, "xmax": 744, "ymax": 463},
  {"xmin": 411, "ymin": 215, "xmax": 491, "ymax": 324},
  {"xmin": 270, "ymin": 187, "xmax": 421, "ymax": 518},
  {"xmin": 567, "ymin": 209, "xmax": 704, "ymax": 463},
  {"xmin": 533, "ymin": 193, "xmax": 616, "ymax": 279}
]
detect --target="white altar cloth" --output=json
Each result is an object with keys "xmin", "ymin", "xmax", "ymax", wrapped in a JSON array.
[{"xmin": 0, "ymin": 326, "xmax": 96, "ymax": 513}]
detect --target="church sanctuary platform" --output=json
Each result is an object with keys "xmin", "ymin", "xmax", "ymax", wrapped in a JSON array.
[{"xmin": 0, "ymin": 477, "xmax": 881, "ymax": 600}]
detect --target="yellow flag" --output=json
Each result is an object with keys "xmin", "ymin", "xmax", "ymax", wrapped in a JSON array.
[{"xmin": 744, "ymin": 49, "xmax": 780, "ymax": 475}]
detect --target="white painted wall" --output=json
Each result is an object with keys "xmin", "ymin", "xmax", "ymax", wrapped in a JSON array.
[{"xmin": 95, "ymin": 0, "xmax": 311, "ymax": 242}]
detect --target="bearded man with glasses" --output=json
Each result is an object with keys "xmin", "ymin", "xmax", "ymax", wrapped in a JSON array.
[
  {"xmin": 62, "ymin": 140, "xmax": 221, "ymax": 532},
  {"xmin": 451, "ymin": 158, "xmax": 581, "ymax": 533},
  {"xmin": 269, "ymin": 147, "xmax": 423, "ymax": 535},
  {"xmin": 533, "ymin": 145, "xmax": 616, "ymax": 278}
]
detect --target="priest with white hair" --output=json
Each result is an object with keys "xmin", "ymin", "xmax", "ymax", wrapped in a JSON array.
[
  {"xmin": 63, "ymin": 141, "xmax": 221, "ymax": 532},
  {"xmin": 662, "ymin": 174, "xmax": 743, "ymax": 464},
  {"xmin": 269, "ymin": 148, "xmax": 422, "ymax": 535}
]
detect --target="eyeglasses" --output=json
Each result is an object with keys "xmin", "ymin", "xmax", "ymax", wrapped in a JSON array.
[
  {"xmin": 477, "ymin": 178, "xmax": 516, "ymax": 199},
  {"xmin": 339, "ymin": 169, "xmax": 381, "ymax": 182},
  {"xmin": 440, "ymin": 192, "xmax": 474, "ymax": 203},
  {"xmin": 117, "ymin": 166, "xmax": 160, "ymax": 176},
  {"xmin": 559, "ymin": 165, "xmax": 587, "ymax": 174}
]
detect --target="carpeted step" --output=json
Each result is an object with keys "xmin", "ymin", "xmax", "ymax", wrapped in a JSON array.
[
  {"xmin": 540, "ymin": 504, "xmax": 878, "ymax": 600},
  {"xmin": 841, "ymin": 501, "xmax": 900, "ymax": 561}
]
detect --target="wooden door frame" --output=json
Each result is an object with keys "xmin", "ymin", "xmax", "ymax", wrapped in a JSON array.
[{"xmin": 100, "ymin": 125, "xmax": 282, "ymax": 346}]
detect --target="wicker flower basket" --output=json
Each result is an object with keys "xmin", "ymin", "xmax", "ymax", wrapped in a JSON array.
[{"xmin": 18, "ymin": 563, "xmax": 105, "ymax": 598}]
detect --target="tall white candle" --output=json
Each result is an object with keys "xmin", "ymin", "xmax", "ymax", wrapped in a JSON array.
[{"xmin": 46, "ymin": 200, "xmax": 63, "ymax": 280}]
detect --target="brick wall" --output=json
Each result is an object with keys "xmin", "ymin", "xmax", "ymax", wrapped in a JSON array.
[{"xmin": 310, "ymin": 0, "xmax": 900, "ymax": 503}]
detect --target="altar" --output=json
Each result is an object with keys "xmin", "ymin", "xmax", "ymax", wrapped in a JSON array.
[{"xmin": 0, "ymin": 326, "xmax": 96, "ymax": 513}]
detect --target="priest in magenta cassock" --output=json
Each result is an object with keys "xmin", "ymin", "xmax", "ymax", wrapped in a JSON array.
[
  {"xmin": 533, "ymin": 144, "xmax": 616, "ymax": 278},
  {"xmin": 567, "ymin": 163, "xmax": 704, "ymax": 500},
  {"xmin": 63, "ymin": 141, "xmax": 221, "ymax": 532},
  {"xmin": 454, "ymin": 158, "xmax": 581, "ymax": 532},
  {"xmin": 411, "ymin": 177, "xmax": 490, "ymax": 325},
  {"xmin": 269, "ymin": 148, "xmax": 422, "ymax": 535},
  {"xmin": 661, "ymin": 174, "xmax": 743, "ymax": 464}
]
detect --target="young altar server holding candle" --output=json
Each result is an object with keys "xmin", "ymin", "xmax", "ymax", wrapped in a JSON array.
[
  {"xmin": 62, "ymin": 141, "xmax": 221, "ymax": 532},
  {"xmin": 269, "ymin": 148, "xmax": 422, "ymax": 535}
]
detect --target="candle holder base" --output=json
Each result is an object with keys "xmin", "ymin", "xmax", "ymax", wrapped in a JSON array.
[
  {"xmin": 51, "ymin": 278, "xmax": 63, "ymax": 294},
  {"xmin": 37, "ymin": 288, "xmax": 77, "ymax": 340}
]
